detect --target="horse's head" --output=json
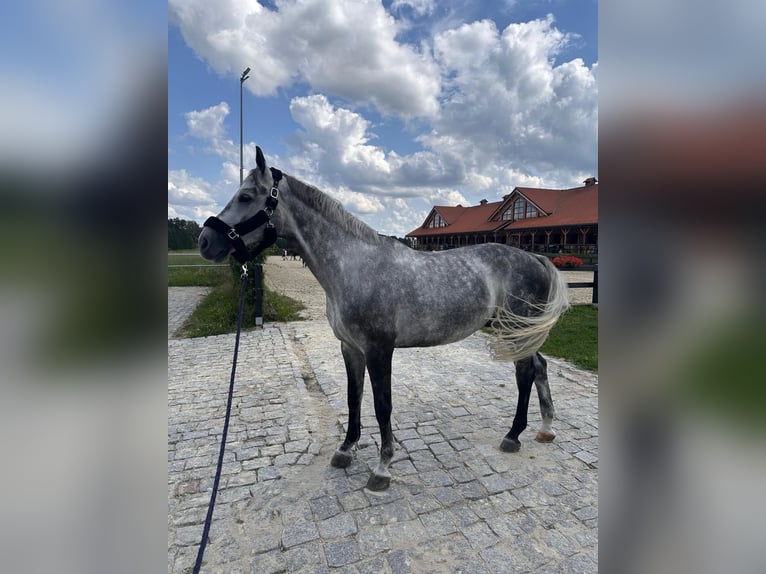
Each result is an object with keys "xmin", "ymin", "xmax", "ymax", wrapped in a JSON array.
[{"xmin": 199, "ymin": 146, "xmax": 281, "ymax": 263}]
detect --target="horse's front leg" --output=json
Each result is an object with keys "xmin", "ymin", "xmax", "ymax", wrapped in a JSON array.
[
  {"xmin": 331, "ymin": 342, "xmax": 366, "ymax": 468},
  {"xmin": 364, "ymin": 345, "xmax": 395, "ymax": 492}
]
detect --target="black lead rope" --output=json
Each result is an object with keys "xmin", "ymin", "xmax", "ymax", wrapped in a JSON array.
[{"xmin": 192, "ymin": 266, "xmax": 249, "ymax": 574}]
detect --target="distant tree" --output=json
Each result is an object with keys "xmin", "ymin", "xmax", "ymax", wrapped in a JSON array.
[{"xmin": 168, "ymin": 218, "xmax": 203, "ymax": 250}]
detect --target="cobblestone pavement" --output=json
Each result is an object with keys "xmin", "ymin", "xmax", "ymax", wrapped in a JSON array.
[{"xmin": 168, "ymin": 294, "xmax": 598, "ymax": 573}]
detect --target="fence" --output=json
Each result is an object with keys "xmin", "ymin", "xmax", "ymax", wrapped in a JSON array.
[{"xmin": 564, "ymin": 264, "xmax": 598, "ymax": 306}]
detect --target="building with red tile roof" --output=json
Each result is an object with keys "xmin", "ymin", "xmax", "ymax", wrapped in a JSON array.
[{"xmin": 407, "ymin": 178, "xmax": 598, "ymax": 253}]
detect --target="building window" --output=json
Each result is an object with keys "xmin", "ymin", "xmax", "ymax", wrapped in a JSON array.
[
  {"xmin": 513, "ymin": 199, "xmax": 525, "ymax": 220},
  {"xmin": 501, "ymin": 198, "xmax": 539, "ymax": 221},
  {"xmin": 428, "ymin": 213, "xmax": 445, "ymax": 228}
]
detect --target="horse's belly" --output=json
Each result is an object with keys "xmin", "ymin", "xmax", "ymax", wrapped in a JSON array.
[{"xmin": 394, "ymin": 310, "xmax": 488, "ymax": 348}]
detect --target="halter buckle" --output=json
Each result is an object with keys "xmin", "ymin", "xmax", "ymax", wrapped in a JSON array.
[{"xmin": 227, "ymin": 229, "xmax": 240, "ymax": 241}]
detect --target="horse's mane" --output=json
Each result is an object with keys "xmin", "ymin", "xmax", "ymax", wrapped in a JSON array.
[{"xmin": 286, "ymin": 174, "xmax": 382, "ymax": 245}]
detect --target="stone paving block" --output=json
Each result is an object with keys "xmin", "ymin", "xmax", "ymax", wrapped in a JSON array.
[
  {"xmin": 356, "ymin": 525, "xmax": 392, "ymax": 557},
  {"xmin": 324, "ymin": 538, "xmax": 362, "ymax": 568},
  {"xmin": 249, "ymin": 549, "xmax": 287, "ymax": 574},
  {"xmin": 408, "ymin": 491, "xmax": 441, "ymax": 515},
  {"xmin": 257, "ymin": 466, "xmax": 281, "ymax": 481},
  {"xmin": 389, "ymin": 459, "xmax": 418, "ymax": 476},
  {"xmin": 432, "ymin": 485, "xmax": 465, "ymax": 506},
  {"xmin": 338, "ymin": 491, "xmax": 370, "ymax": 512},
  {"xmin": 400, "ymin": 438, "xmax": 428, "ymax": 452},
  {"xmin": 456, "ymin": 480, "xmax": 488, "ymax": 501},
  {"xmin": 463, "ymin": 520, "xmax": 500, "ymax": 550},
  {"xmin": 450, "ymin": 505, "xmax": 481, "ymax": 528},
  {"xmin": 485, "ymin": 514, "xmax": 525, "ymax": 539},
  {"xmin": 275, "ymin": 452, "xmax": 302, "ymax": 466},
  {"xmin": 386, "ymin": 549, "xmax": 414, "ymax": 574},
  {"xmin": 479, "ymin": 473, "xmax": 513, "ymax": 494},
  {"xmin": 318, "ymin": 512, "xmax": 358, "ymax": 539},
  {"xmin": 355, "ymin": 555, "xmax": 388, "ymax": 574},
  {"xmin": 420, "ymin": 468, "xmax": 453, "ymax": 488},
  {"xmin": 420, "ymin": 509, "xmax": 459, "ymax": 537},
  {"xmin": 378, "ymin": 498, "xmax": 416, "ymax": 524},
  {"xmin": 284, "ymin": 541, "xmax": 324, "ymax": 572},
  {"xmin": 386, "ymin": 518, "xmax": 428, "ymax": 546},
  {"xmin": 573, "ymin": 505, "xmax": 598, "ymax": 521},
  {"xmin": 310, "ymin": 494, "xmax": 342, "ymax": 520},
  {"xmin": 285, "ymin": 438, "xmax": 311, "ymax": 453},
  {"xmin": 449, "ymin": 438, "xmax": 472, "ymax": 451},
  {"xmin": 448, "ymin": 465, "xmax": 476, "ymax": 484},
  {"xmin": 480, "ymin": 545, "xmax": 531, "ymax": 573},
  {"xmin": 515, "ymin": 532, "xmax": 551, "ymax": 569},
  {"xmin": 281, "ymin": 521, "xmax": 320, "ymax": 549},
  {"xmin": 541, "ymin": 528, "xmax": 579, "ymax": 558},
  {"xmin": 513, "ymin": 485, "xmax": 555, "ymax": 508},
  {"xmin": 353, "ymin": 505, "xmax": 385, "ymax": 528}
]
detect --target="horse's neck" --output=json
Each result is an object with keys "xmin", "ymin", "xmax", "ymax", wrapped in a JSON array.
[{"xmin": 281, "ymin": 177, "xmax": 367, "ymax": 289}]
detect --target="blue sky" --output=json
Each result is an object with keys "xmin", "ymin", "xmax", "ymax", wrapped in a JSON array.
[{"xmin": 168, "ymin": 0, "xmax": 597, "ymax": 236}]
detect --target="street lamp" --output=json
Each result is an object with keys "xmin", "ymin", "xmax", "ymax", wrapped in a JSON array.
[{"xmin": 240, "ymin": 67, "xmax": 251, "ymax": 185}]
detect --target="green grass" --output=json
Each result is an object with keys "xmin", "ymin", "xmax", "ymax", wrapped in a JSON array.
[
  {"xmin": 168, "ymin": 250, "xmax": 306, "ymax": 335},
  {"xmin": 168, "ymin": 250, "xmax": 230, "ymax": 287},
  {"xmin": 168, "ymin": 266, "xmax": 229, "ymax": 287},
  {"xmin": 540, "ymin": 304, "xmax": 598, "ymax": 371},
  {"xmin": 176, "ymin": 276, "xmax": 306, "ymax": 338}
]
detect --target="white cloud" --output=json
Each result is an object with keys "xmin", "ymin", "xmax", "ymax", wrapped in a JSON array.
[
  {"xmin": 169, "ymin": 0, "xmax": 441, "ymax": 117},
  {"xmin": 170, "ymin": 9, "xmax": 598, "ymax": 234},
  {"xmin": 167, "ymin": 169, "xmax": 222, "ymax": 221},
  {"xmin": 428, "ymin": 15, "xmax": 597, "ymax": 178},
  {"xmin": 287, "ymin": 94, "xmax": 468, "ymax": 195},
  {"xmin": 185, "ymin": 101, "xmax": 228, "ymax": 140},
  {"xmin": 184, "ymin": 102, "xmax": 238, "ymax": 161},
  {"xmin": 329, "ymin": 186, "xmax": 386, "ymax": 215}
]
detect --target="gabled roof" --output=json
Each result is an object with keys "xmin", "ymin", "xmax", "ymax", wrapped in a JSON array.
[
  {"xmin": 430, "ymin": 205, "xmax": 465, "ymax": 225},
  {"xmin": 407, "ymin": 182, "xmax": 597, "ymax": 237},
  {"xmin": 412, "ymin": 199, "xmax": 507, "ymax": 236}
]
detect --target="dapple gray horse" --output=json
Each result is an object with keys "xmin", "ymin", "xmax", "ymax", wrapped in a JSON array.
[{"xmin": 199, "ymin": 147, "xmax": 570, "ymax": 491}]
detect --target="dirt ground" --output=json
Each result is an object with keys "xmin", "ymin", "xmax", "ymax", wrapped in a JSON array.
[{"xmin": 262, "ymin": 255, "xmax": 596, "ymax": 313}]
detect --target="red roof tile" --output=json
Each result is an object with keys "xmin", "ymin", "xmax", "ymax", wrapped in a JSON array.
[{"xmin": 407, "ymin": 183, "xmax": 597, "ymax": 237}]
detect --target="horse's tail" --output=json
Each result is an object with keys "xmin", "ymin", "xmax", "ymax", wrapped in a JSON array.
[{"xmin": 488, "ymin": 255, "xmax": 570, "ymax": 362}]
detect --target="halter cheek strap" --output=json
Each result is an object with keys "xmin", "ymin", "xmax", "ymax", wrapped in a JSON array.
[{"xmin": 203, "ymin": 167, "xmax": 283, "ymax": 264}]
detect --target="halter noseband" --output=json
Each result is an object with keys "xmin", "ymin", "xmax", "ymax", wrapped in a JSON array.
[{"xmin": 203, "ymin": 167, "xmax": 283, "ymax": 264}]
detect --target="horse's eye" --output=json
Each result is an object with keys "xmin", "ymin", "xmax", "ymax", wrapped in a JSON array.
[{"xmin": 238, "ymin": 194, "xmax": 253, "ymax": 203}]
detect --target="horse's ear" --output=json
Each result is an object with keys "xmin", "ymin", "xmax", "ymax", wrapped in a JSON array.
[{"xmin": 256, "ymin": 146, "xmax": 266, "ymax": 173}]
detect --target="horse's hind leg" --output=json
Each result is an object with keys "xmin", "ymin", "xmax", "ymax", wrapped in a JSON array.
[
  {"xmin": 532, "ymin": 352, "xmax": 556, "ymax": 443},
  {"xmin": 331, "ymin": 342, "xmax": 365, "ymax": 469},
  {"xmin": 501, "ymin": 356, "xmax": 535, "ymax": 452},
  {"xmin": 364, "ymin": 345, "xmax": 395, "ymax": 492}
]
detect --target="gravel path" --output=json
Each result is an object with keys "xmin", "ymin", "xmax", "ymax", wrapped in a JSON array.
[{"xmin": 263, "ymin": 256, "xmax": 327, "ymax": 320}]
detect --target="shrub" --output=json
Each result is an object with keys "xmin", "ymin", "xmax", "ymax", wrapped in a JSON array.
[{"xmin": 552, "ymin": 255, "xmax": 583, "ymax": 268}]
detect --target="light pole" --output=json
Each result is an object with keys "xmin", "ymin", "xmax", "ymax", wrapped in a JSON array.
[{"xmin": 239, "ymin": 67, "xmax": 251, "ymax": 185}]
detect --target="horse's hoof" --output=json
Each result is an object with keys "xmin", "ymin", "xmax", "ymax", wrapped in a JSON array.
[
  {"xmin": 535, "ymin": 431, "xmax": 556, "ymax": 443},
  {"xmin": 500, "ymin": 438, "xmax": 521, "ymax": 453},
  {"xmin": 365, "ymin": 473, "xmax": 391, "ymax": 492},
  {"xmin": 330, "ymin": 450, "xmax": 353, "ymax": 468}
]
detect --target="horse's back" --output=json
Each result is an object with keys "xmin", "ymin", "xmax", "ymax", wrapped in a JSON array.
[{"xmin": 326, "ymin": 241, "xmax": 552, "ymax": 349}]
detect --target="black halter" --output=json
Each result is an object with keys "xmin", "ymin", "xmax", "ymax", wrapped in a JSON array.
[{"xmin": 203, "ymin": 167, "xmax": 283, "ymax": 264}]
